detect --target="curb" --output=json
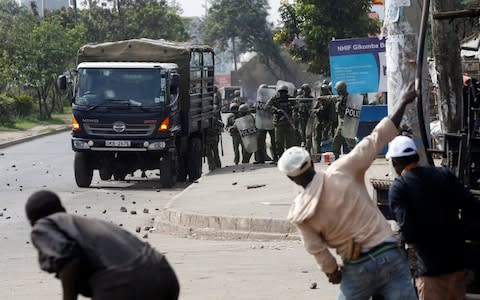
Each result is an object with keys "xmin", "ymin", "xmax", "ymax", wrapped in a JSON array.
[
  {"xmin": 158, "ymin": 180, "xmax": 299, "ymax": 240},
  {"xmin": 155, "ymin": 216, "xmax": 299, "ymax": 241},
  {"xmin": 0, "ymin": 126, "xmax": 71, "ymax": 150},
  {"xmin": 157, "ymin": 208, "xmax": 298, "ymax": 240}
]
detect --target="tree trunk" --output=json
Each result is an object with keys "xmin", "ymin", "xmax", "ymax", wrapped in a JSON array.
[
  {"xmin": 431, "ymin": 0, "xmax": 463, "ymax": 134},
  {"xmin": 383, "ymin": 0, "xmax": 430, "ymax": 167},
  {"xmin": 36, "ymin": 88, "xmax": 43, "ymax": 119}
]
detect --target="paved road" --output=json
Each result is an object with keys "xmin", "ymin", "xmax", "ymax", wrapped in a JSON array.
[{"xmin": 0, "ymin": 130, "xmax": 339, "ymax": 299}]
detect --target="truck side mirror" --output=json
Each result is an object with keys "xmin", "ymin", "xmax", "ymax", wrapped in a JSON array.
[
  {"xmin": 170, "ymin": 73, "xmax": 179, "ymax": 95},
  {"xmin": 57, "ymin": 75, "xmax": 67, "ymax": 91}
]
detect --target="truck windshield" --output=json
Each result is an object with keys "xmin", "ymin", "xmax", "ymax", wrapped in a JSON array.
[{"xmin": 75, "ymin": 68, "xmax": 165, "ymax": 107}]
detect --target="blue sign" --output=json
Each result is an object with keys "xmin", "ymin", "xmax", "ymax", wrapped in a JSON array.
[{"xmin": 329, "ymin": 38, "xmax": 387, "ymax": 94}]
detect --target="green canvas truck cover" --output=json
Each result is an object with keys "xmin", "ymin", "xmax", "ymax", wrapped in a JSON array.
[{"xmin": 77, "ymin": 39, "xmax": 214, "ymax": 134}]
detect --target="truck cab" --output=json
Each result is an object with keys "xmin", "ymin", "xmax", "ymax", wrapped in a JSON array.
[{"xmin": 59, "ymin": 39, "xmax": 215, "ymax": 188}]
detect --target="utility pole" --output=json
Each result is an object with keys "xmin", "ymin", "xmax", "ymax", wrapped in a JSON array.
[
  {"xmin": 383, "ymin": 0, "xmax": 430, "ymax": 165},
  {"xmin": 72, "ymin": 0, "xmax": 78, "ymax": 22},
  {"xmin": 431, "ymin": 0, "xmax": 463, "ymax": 134},
  {"xmin": 41, "ymin": 0, "xmax": 46, "ymax": 17}
]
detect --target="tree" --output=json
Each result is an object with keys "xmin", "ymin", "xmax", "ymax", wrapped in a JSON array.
[
  {"xmin": 203, "ymin": 0, "xmax": 285, "ymax": 73},
  {"xmin": 79, "ymin": 0, "xmax": 188, "ymax": 43},
  {"xmin": 274, "ymin": 0, "xmax": 379, "ymax": 74},
  {"xmin": 0, "ymin": 0, "xmax": 34, "ymax": 91},
  {"xmin": 21, "ymin": 20, "xmax": 86, "ymax": 118}
]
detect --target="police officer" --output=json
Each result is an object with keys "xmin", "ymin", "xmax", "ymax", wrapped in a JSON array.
[
  {"xmin": 295, "ymin": 83, "xmax": 313, "ymax": 147},
  {"xmin": 236, "ymin": 104, "xmax": 254, "ymax": 163},
  {"xmin": 231, "ymin": 90, "xmax": 244, "ymax": 106},
  {"xmin": 205, "ymin": 104, "xmax": 223, "ymax": 171},
  {"xmin": 213, "ymin": 86, "xmax": 222, "ymax": 118},
  {"xmin": 255, "ymin": 84, "xmax": 276, "ymax": 164},
  {"xmin": 307, "ymin": 81, "xmax": 336, "ymax": 159},
  {"xmin": 266, "ymin": 85, "xmax": 299, "ymax": 157},
  {"xmin": 226, "ymin": 103, "xmax": 252, "ymax": 165},
  {"xmin": 332, "ymin": 81, "xmax": 356, "ymax": 159}
]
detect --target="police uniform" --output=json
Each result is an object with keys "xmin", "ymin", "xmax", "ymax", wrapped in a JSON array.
[
  {"xmin": 266, "ymin": 86, "xmax": 299, "ymax": 157},
  {"xmin": 295, "ymin": 86, "xmax": 313, "ymax": 147},
  {"xmin": 226, "ymin": 108, "xmax": 252, "ymax": 164},
  {"xmin": 205, "ymin": 117, "xmax": 223, "ymax": 171},
  {"xmin": 308, "ymin": 95, "xmax": 337, "ymax": 157}
]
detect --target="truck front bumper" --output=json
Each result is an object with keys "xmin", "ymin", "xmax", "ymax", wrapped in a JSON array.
[{"xmin": 72, "ymin": 137, "xmax": 175, "ymax": 152}]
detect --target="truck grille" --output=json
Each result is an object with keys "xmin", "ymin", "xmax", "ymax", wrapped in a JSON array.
[{"xmin": 84, "ymin": 123, "xmax": 156, "ymax": 137}]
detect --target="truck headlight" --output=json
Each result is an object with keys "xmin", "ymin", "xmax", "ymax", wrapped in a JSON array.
[
  {"xmin": 73, "ymin": 140, "xmax": 90, "ymax": 149},
  {"xmin": 148, "ymin": 141, "xmax": 166, "ymax": 150}
]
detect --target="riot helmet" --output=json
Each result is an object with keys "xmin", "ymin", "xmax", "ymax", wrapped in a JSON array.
[
  {"xmin": 230, "ymin": 103, "xmax": 239, "ymax": 112},
  {"xmin": 335, "ymin": 81, "xmax": 347, "ymax": 95},
  {"xmin": 321, "ymin": 81, "xmax": 331, "ymax": 95},
  {"xmin": 259, "ymin": 84, "xmax": 268, "ymax": 89},
  {"xmin": 277, "ymin": 85, "xmax": 289, "ymax": 93},
  {"xmin": 238, "ymin": 104, "xmax": 250, "ymax": 116},
  {"xmin": 234, "ymin": 90, "xmax": 241, "ymax": 97},
  {"xmin": 301, "ymin": 83, "xmax": 311, "ymax": 95}
]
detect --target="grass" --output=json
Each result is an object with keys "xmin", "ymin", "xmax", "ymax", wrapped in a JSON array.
[{"xmin": 0, "ymin": 109, "xmax": 71, "ymax": 132}]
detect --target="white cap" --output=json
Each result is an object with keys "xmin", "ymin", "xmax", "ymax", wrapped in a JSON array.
[
  {"xmin": 278, "ymin": 146, "xmax": 312, "ymax": 177},
  {"xmin": 386, "ymin": 136, "xmax": 417, "ymax": 159}
]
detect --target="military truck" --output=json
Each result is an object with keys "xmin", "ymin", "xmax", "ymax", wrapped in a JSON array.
[{"xmin": 57, "ymin": 39, "xmax": 215, "ymax": 188}]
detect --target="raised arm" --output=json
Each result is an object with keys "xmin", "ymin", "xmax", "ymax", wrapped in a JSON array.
[
  {"xmin": 338, "ymin": 82, "xmax": 417, "ymax": 174},
  {"xmin": 389, "ymin": 82, "xmax": 417, "ymax": 129}
]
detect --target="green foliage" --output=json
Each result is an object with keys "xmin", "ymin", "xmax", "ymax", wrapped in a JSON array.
[
  {"xmin": 12, "ymin": 94, "xmax": 35, "ymax": 117},
  {"xmin": 0, "ymin": 0, "xmax": 187, "ymax": 121},
  {"xmin": 78, "ymin": 0, "xmax": 188, "ymax": 43},
  {"xmin": 203, "ymin": 0, "xmax": 286, "ymax": 73},
  {"xmin": 0, "ymin": 94, "xmax": 16, "ymax": 125},
  {"xmin": 275, "ymin": 0, "xmax": 380, "ymax": 74}
]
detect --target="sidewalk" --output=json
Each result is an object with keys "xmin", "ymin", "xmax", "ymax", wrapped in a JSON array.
[
  {"xmin": 0, "ymin": 124, "xmax": 70, "ymax": 149},
  {"xmin": 157, "ymin": 157, "xmax": 392, "ymax": 240}
]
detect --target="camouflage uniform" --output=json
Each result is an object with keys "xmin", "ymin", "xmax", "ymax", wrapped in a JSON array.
[
  {"xmin": 332, "ymin": 82, "xmax": 357, "ymax": 159},
  {"xmin": 205, "ymin": 118, "xmax": 223, "ymax": 171},
  {"xmin": 213, "ymin": 89, "xmax": 222, "ymax": 119},
  {"xmin": 225, "ymin": 109, "xmax": 251, "ymax": 164},
  {"xmin": 295, "ymin": 85, "xmax": 313, "ymax": 147},
  {"xmin": 266, "ymin": 87, "xmax": 299, "ymax": 157},
  {"xmin": 309, "ymin": 96, "xmax": 337, "ymax": 156}
]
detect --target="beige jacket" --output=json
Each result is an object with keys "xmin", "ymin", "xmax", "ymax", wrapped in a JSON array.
[{"xmin": 288, "ymin": 118, "xmax": 397, "ymax": 273}]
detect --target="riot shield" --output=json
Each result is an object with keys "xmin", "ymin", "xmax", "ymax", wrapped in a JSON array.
[
  {"xmin": 235, "ymin": 115, "xmax": 258, "ymax": 153},
  {"xmin": 255, "ymin": 85, "xmax": 276, "ymax": 130},
  {"xmin": 342, "ymin": 94, "xmax": 363, "ymax": 139},
  {"xmin": 276, "ymin": 80, "xmax": 296, "ymax": 97}
]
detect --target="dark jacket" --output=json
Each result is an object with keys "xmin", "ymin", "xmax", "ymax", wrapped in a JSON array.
[
  {"xmin": 31, "ymin": 213, "xmax": 179, "ymax": 300},
  {"xmin": 389, "ymin": 166, "xmax": 472, "ymax": 276}
]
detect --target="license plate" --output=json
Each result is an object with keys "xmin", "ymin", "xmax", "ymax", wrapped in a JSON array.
[{"xmin": 105, "ymin": 140, "xmax": 131, "ymax": 147}]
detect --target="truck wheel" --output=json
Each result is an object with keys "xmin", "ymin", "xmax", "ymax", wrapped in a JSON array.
[
  {"xmin": 113, "ymin": 171, "xmax": 126, "ymax": 181},
  {"xmin": 188, "ymin": 138, "xmax": 202, "ymax": 181},
  {"xmin": 99, "ymin": 168, "xmax": 112, "ymax": 181},
  {"xmin": 74, "ymin": 152, "xmax": 93, "ymax": 188},
  {"xmin": 160, "ymin": 159, "xmax": 176, "ymax": 188}
]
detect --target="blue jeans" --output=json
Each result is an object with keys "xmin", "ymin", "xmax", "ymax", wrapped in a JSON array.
[{"xmin": 338, "ymin": 247, "xmax": 418, "ymax": 300}]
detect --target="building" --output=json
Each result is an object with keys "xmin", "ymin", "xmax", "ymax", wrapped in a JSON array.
[
  {"xmin": 76, "ymin": 0, "xmax": 115, "ymax": 10},
  {"xmin": 18, "ymin": 0, "xmax": 69, "ymax": 15}
]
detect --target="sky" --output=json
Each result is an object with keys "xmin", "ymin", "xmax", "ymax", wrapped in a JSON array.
[{"xmin": 175, "ymin": 0, "xmax": 282, "ymax": 25}]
